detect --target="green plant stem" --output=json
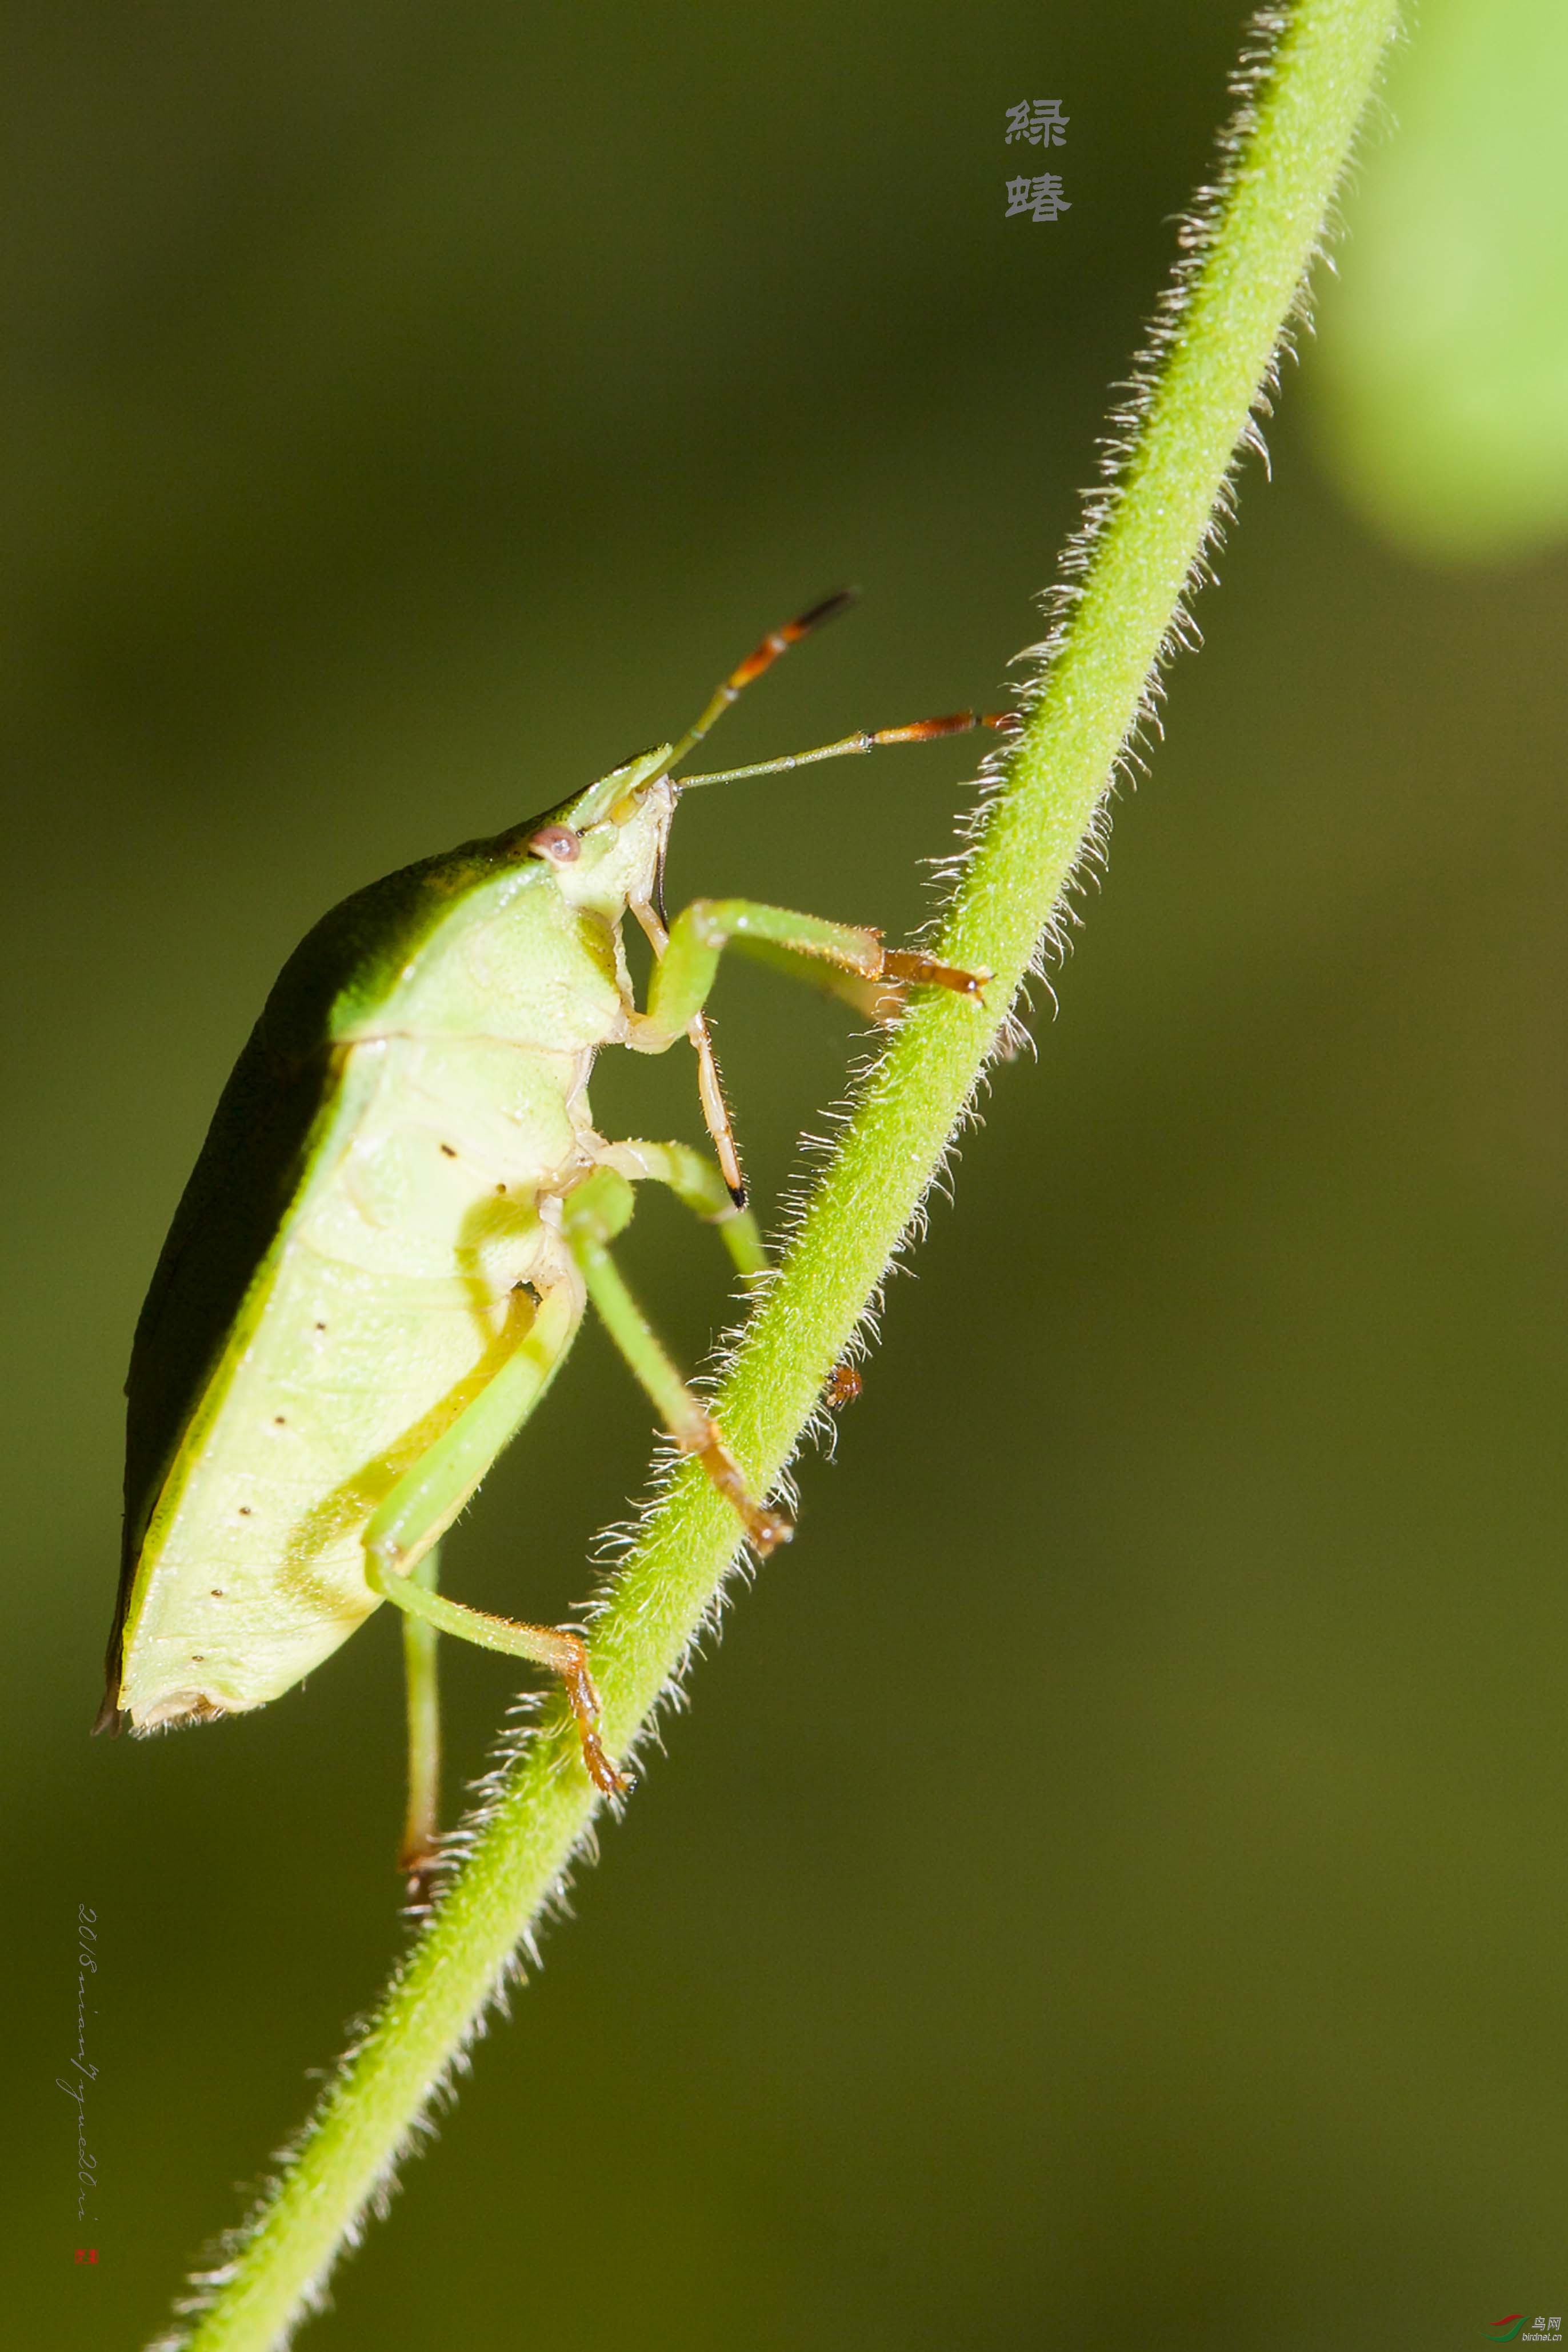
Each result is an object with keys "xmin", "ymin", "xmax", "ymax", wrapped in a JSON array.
[{"xmin": 174, "ymin": 6, "xmax": 1398, "ymax": 2345}]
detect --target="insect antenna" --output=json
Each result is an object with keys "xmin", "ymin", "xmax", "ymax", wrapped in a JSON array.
[
  {"xmin": 648, "ymin": 588, "xmax": 861, "ymax": 783},
  {"xmin": 674, "ymin": 707, "xmax": 1017, "ymax": 790}
]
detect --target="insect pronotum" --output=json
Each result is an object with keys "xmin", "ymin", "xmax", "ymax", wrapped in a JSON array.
[{"xmin": 97, "ymin": 592, "xmax": 1004, "ymax": 1885}]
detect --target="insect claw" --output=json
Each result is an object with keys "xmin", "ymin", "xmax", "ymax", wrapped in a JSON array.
[
  {"xmin": 580, "ymin": 1726, "xmax": 634, "ymax": 1798},
  {"xmin": 747, "ymin": 1506, "xmax": 793, "ymax": 1557},
  {"xmin": 559, "ymin": 1645, "xmax": 632, "ymax": 1797},
  {"xmin": 402, "ymin": 1854, "xmax": 442, "ymax": 1910}
]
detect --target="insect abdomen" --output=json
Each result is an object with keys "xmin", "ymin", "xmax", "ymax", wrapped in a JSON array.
[{"xmin": 117, "ymin": 1031, "xmax": 590, "ymax": 1725}]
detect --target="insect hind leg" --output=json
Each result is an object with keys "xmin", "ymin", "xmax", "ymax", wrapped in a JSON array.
[
  {"xmin": 363, "ymin": 1281, "xmax": 631, "ymax": 1839},
  {"xmin": 398, "ymin": 1542, "xmax": 443, "ymax": 1897},
  {"xmin": 369, "ymin": 1551, "xmax": 624, "ymax": 1805},
  {"xmin": 563, "ymin": 1168, "xmax": 791, "ymax": 1555}
]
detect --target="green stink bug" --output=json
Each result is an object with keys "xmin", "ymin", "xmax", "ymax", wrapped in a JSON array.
[{"xmin": 97, "ymin": 594, "xmax": 1001, "ymax": 1882}]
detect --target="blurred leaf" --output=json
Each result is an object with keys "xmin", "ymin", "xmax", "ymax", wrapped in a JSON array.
[{"xmin": 1313, "ymin": 0, "xmax": 1568, "ymax": 561}]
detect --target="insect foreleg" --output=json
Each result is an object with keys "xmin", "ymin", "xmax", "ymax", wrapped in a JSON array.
[
  {"xmin": 363, "ymin": 1283, "xmax": 630, "ymax": 1807},
  {"xmin": 598, "ymin": 1138, "xmax": 769, "ymax": 1286},
  {"xmin": 713, "ymin": 934, "xmax": 903, "ymax": 1025},
  {"xmin": 633, "ymin": 897, "xmax": 991, "ymax": 1053},
  {"xmin": 563, "ymin": 1170, "xmax": 790, "ymax": 1555}
]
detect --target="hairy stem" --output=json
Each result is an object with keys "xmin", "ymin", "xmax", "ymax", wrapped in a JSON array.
[{"xmin": 171, "ymin": 6, "xmax": 1399, "ymax": 2345}]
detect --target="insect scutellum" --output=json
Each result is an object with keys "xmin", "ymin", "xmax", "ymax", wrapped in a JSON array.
[{"xmin": 100, "ymin": 589, "xmax": 1003, "ymax": 1894}]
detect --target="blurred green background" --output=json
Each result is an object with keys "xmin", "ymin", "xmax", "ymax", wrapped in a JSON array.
[{"xmin": 7, "ymin": 3, "xmax": 1566, "ymax": 2347}]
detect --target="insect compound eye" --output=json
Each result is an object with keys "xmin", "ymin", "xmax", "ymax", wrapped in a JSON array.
[{"xmin": 526, "ymin": 823, "xmax": 582, "ymax": 865}]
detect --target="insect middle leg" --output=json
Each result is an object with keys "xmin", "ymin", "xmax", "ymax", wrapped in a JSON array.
[
  {"xmin": 598, "ymin": 1137, "xmax": 769, "ymax": 1286},
  {"xmin": 626, "ymin": 898, "xmax": 989, "ymax": 1197},
  {"xmin": 562, "ymin": 1167, "xmax": 790, "ymax": 1554}
]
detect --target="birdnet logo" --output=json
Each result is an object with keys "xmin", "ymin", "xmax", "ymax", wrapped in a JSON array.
[{"xmin": 1486, "ymin": 2321, "xmax": 1563, "ymax": 2343}]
